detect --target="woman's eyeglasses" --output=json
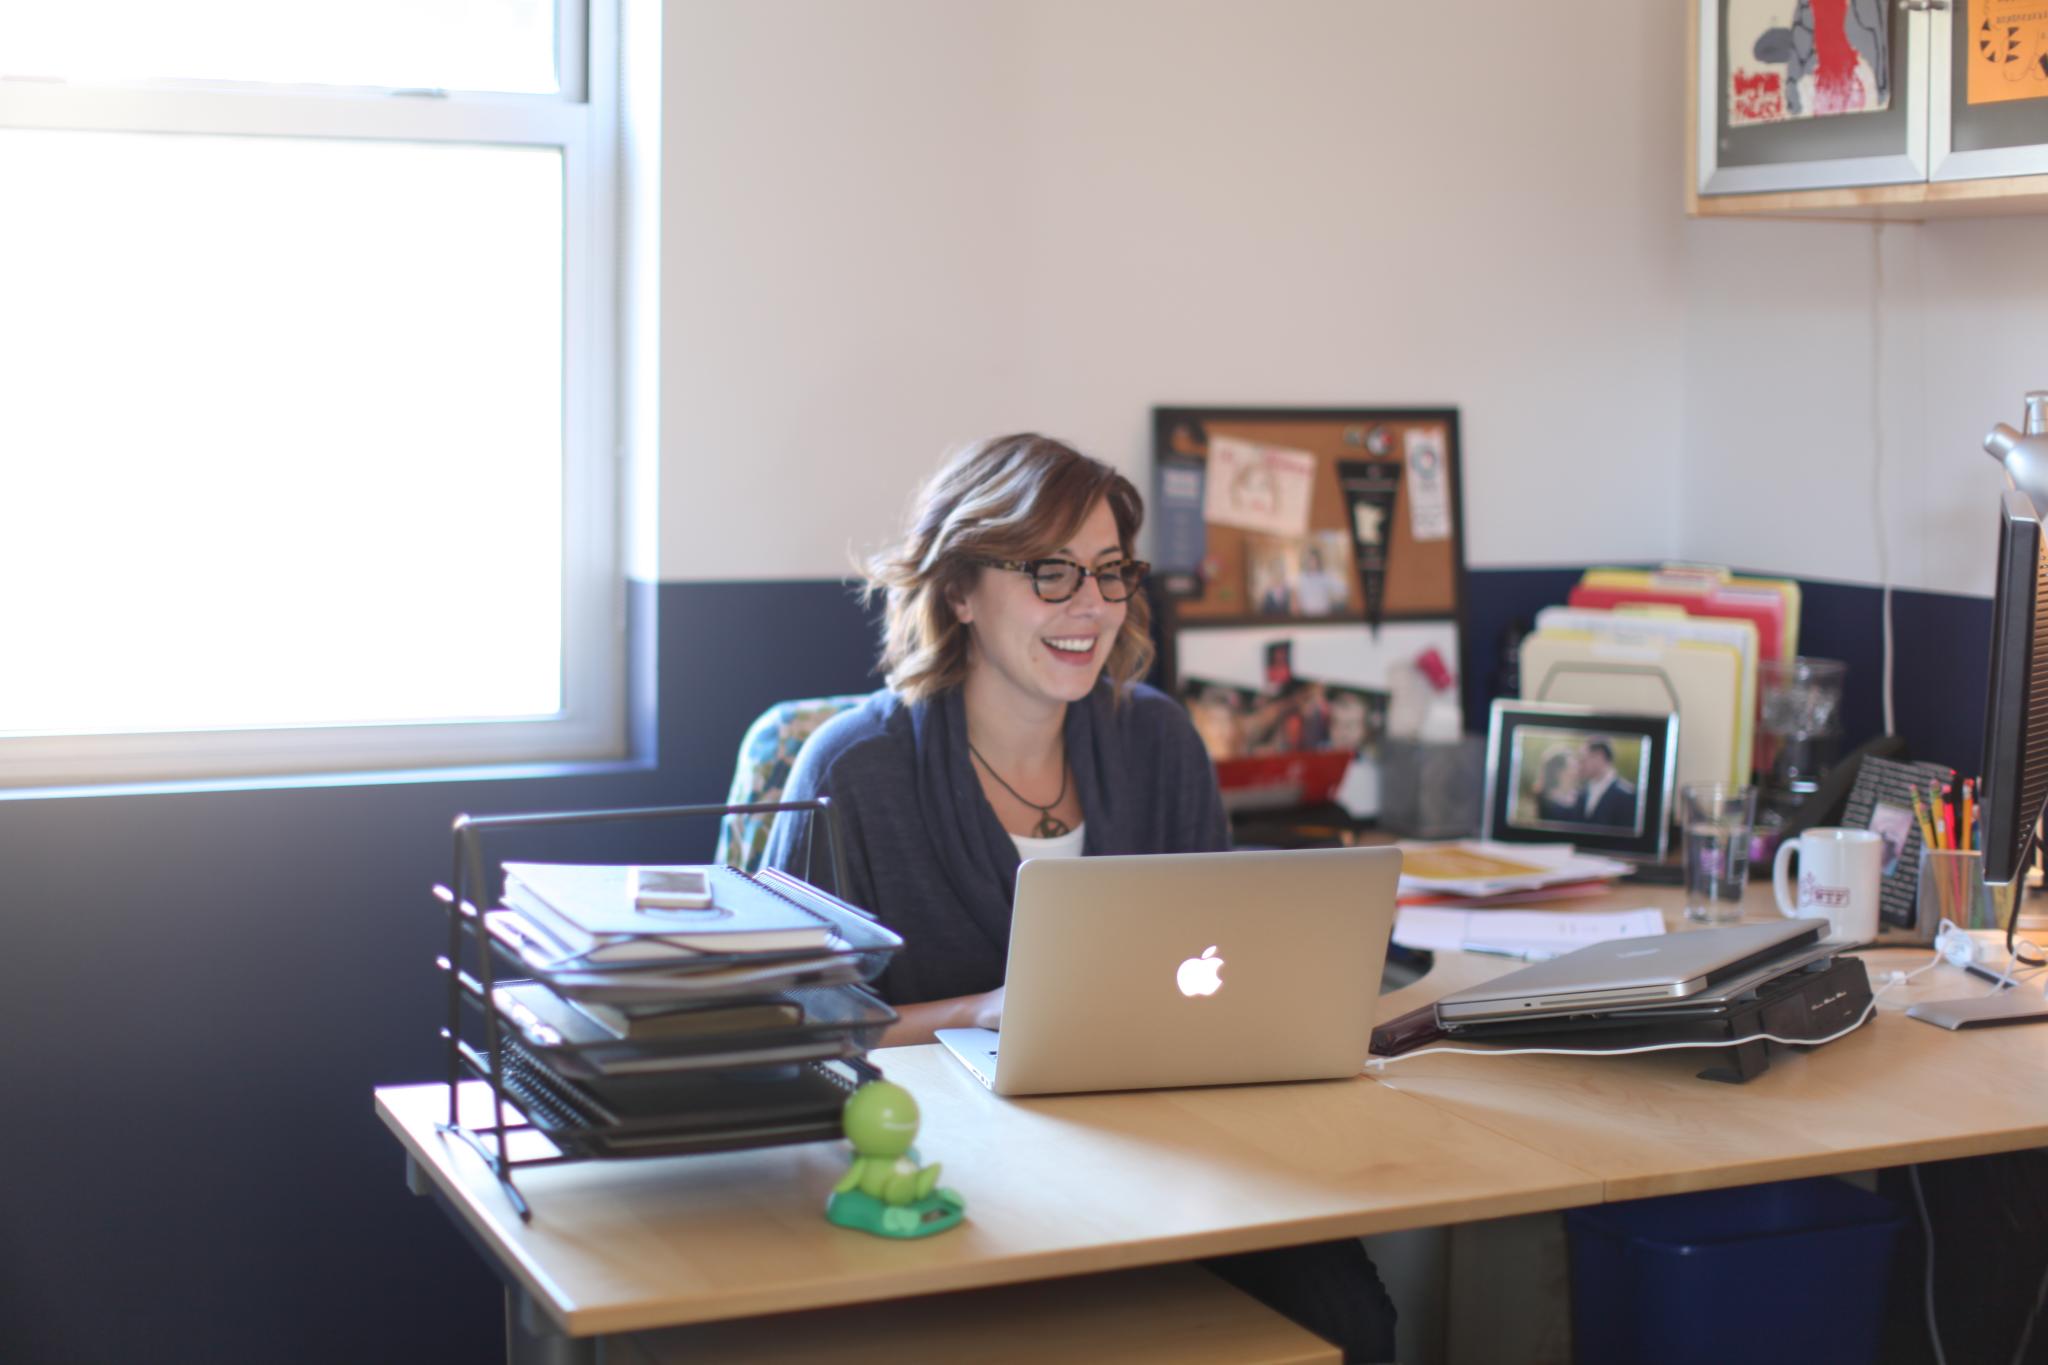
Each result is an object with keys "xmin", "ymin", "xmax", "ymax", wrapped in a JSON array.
[{"xmin": 976, "ymin": 557, "xmax": 1150, "ymax": 603}]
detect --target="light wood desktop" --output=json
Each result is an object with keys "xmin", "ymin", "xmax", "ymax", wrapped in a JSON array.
[
  {"xmin": 377, "ymin": 1061, "xmax": 1595, "ymax": 1344},
  {"xmin": 377, "ymin": 878, "xmax": 2048, "ymax": 1360}
]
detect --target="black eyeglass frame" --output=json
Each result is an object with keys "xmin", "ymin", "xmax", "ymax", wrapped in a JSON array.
[{"xmin": 975, "ymin": 556, "xmax": 1152, "ymax": 603}]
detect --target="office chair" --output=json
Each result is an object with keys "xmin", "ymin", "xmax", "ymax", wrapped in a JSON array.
[{"xmin": 717, "ymin": 695, "xmax": 867, "ymax": 872}]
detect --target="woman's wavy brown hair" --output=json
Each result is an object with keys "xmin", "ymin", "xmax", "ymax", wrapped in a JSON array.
[{"xmin": 865, "ymin": 434, "xmax": 1153, "ymax": 705}]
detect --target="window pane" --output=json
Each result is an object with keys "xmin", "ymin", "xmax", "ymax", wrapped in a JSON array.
[
  {"xmin": 0, "ymin": 2, "xmax": 558, "ymax": 94},
  {"xmin": 0, "ymin": 129, "xmax": 565, "ymax": 738}
]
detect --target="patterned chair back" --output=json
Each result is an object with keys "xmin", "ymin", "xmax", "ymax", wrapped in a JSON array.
[{"xmin": 717, "ymin": 694, "xmax": 868, "ymax": 873}]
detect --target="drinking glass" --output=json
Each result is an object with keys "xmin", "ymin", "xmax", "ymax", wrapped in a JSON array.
[{"xmin": 1682, "ymin": 783, "xmax": 1757, "ymax": 924}]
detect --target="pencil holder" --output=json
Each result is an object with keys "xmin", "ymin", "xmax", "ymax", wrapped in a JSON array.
[{"xmin": 1915, "ymin": 849, "xmax": 2020, "ymax": 933}]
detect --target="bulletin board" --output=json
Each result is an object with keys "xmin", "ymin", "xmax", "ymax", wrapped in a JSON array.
[{"xmin": 1150, "ymin": 406, "xmax": 1466, "ymax": 628}]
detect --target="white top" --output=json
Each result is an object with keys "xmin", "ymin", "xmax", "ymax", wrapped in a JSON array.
[{"xmin": 1010, "ymin": 823, "xmax": 1086, "ymax": 861}]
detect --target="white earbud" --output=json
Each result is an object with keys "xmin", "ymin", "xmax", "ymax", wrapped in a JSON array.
[{"xmin": 1936, "ymin": 919, "xmax": 1978, "ymax": 968}]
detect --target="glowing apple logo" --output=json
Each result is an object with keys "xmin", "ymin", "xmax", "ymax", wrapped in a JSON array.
[{"xmin": 1176, "ymin": 945, "xmax": 1225, "ymax": 998}]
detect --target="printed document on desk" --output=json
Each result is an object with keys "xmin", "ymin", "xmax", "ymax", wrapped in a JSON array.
[{"xmin": 1393, "ymin": 905, "xmax": 1666, "ymax": 960}]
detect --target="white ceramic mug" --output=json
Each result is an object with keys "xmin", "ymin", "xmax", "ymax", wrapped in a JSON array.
[{"xmin": 1772, "ymin": 827, "xmax": 1883, "ymax": 942}]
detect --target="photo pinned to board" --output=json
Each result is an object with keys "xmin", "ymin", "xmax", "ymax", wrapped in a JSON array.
[
  {"xmin": 1202, "ymin": 434, "xmax": 1315, "ymax": 538},
  {"xmin": 1245, "ymin": 530, "xmax": 1356, "ymax": 619},
  {"xmin": 1179, "ymin": 673, "xmax": 1390, "ymax": 763}
]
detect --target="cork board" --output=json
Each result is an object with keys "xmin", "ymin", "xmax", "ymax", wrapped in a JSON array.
[{"xmin": 1150, "ymin": 407, "xmax": 1465, "ymax": 626}]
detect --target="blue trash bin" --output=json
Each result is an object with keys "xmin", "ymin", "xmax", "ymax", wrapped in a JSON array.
[{"xmin": 1565, "ymin": 1177, "xmax": 1903, "ymax": 1365}]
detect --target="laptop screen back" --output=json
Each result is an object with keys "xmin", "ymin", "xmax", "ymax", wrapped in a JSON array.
[{"xmin": 990, "ymin": 846, "xmax": 1402, "ymax": 1095}]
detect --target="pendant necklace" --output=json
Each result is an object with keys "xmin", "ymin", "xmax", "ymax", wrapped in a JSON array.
[{"xmin": 968, "ymin": 739, "xmax": 1072, "ymax": 838}]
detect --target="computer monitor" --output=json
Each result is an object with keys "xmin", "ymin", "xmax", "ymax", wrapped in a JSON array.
[{"xmin": 1978, "ymin": 488, "xmax": 2048, "ymax": 890}]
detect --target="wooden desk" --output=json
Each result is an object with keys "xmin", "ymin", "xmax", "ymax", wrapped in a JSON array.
[
  {"xmin": 380, "ymin": 878, "xmax": 2048, "ymax": 1360},
  {"xmin": 378, "ymin": 1061, "xmax": 1595, "ymax": 1349},
  {"xmin": 1373, "ymin": 881, "xmax": 2048, "ymax": 1200}
]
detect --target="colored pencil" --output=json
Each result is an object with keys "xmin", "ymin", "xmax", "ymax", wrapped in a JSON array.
[
  {"xmin": 1911, "ymin": 788, "xmax": 1939, "ymax": 850},
  {"xmin": 1961, "ymin": 779, "xmax": 1975, "ymax": 854},
  {"xmin": 1942, "ymin": 783, "xmax": 1957, "ymax": 853}
]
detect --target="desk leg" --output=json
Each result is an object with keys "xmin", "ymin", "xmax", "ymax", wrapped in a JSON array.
[{"xmin": 505, "ymin": 1287, "xmax": 603, "ymax": 1365}]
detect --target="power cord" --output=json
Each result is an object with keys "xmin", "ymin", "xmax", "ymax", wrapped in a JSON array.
[
  {"xmin": 1912, "ymin": 1148, "xmax": 2048, "ymax": 1365},
  {"xmin": 1911, "ymin": 1164, "xmax": 1948, "ymax": 1365},
  {"xmin": 2014, "ymin": 1252, "xmax": 2048, "ymax": 1365},
  {"xmin": 1871, "ymin": 221, "xmax": 1897, "ymax": 739}
]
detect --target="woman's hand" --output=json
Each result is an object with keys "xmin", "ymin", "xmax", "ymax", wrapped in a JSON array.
[
  {"xmin": 969, "ymin": 986, "xmax": 1005, "ymax": 1031},
  {"xmin": 879, "ymin": 987, "xmax": 1006, "ymax": 1046}
]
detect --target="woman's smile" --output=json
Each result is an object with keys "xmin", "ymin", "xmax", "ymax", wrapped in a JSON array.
[{"xmin": 1041, "ymin": 632, "xmax": 1100, "ymax": 664}]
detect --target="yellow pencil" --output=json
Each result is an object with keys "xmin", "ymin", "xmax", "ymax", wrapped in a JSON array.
[
  {"xmin": 1961, "ymin": 779, "xmax": 1975, "ymax": 854},
  {"xmin": 1911, "ymin": 788, "xmax": 1939, "ymax": 850}
]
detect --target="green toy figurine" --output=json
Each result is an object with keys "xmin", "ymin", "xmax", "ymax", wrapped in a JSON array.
[{"xmin": 824, "ymin": 1080, "xmax": 966, "ymax": 1238}]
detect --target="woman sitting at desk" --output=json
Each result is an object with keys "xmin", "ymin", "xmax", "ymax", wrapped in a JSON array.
[{"xmin": 765, "ymin": 433, "xmax": 1395, "ymax": 1363}]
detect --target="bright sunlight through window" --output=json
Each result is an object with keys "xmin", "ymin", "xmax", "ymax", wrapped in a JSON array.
[
  {"xmin": 0, "ymin": 131, "xmax": 565, "ymax": 736},
  {"xmin": 0, "ymin": 1, "xmax": 620, "ymax": 786},
  {"xmin": 0, "ymin": 2, "xmax": 560, "ymax": 92}
]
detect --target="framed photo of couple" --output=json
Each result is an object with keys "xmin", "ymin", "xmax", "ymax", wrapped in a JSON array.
[{"xmin": 1481, "ymin": 700, "xmax": 1680, "ymax": 858}]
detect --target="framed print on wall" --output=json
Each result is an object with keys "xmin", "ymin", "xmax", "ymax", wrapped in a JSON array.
[
  {"xmin": 1696, "ymin": 0, "xmax": 1927, "ymax": 197},
  {"xmin": 1482, "ymin": 700, "xmax": 1680, "ymax": 859}
]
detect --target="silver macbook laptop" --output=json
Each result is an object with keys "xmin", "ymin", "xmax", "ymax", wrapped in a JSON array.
[
  {"xmin": 935, "ymin": 846, "xmax": 1402, "ymax": 1096},
  {"xmin": 1434, "ymin": 917, "xmax": 1830, "ymax": 1025}
]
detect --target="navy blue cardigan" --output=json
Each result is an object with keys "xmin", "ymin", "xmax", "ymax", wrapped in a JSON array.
[{"xmin": 762, "ymin": 681, "xmax": 1230, "ymax": 1005}]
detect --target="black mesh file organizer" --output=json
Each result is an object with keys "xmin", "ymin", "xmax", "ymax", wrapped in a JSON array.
[{"xmin": 431, "ymin": 798, "xmax": 903, "ymax": 1220}]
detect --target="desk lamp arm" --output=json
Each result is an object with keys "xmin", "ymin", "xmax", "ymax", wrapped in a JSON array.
[{"xmin": 1985, "ymin": 391, "xmax": 2048, "ymax": 520}]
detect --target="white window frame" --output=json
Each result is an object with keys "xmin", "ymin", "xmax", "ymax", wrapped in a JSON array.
[{"xmin": 0, "ymin": 3, "xmax": 626, "ymax": 789}]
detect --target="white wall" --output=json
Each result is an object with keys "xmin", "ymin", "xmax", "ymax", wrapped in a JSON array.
[
  {"xmin": 656, "ymin": 0, "xmax": 1690, "ymax": 581},
  {"xmin": 1678, "ymin": 216, "xmax": 2048, "ymax": 598}
]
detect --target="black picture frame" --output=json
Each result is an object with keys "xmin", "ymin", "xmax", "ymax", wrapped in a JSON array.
[
  {"xmin": 1481, "ymin": 700, "xmax": 1679, "ymax": 858},
  {"xmin": 1839, "ymin": 753, "xmax": 1956, "ymax": 944}
]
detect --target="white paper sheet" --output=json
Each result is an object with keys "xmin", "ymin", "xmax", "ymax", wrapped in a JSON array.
[
  {"xmin": 1395, "ymin": 839, "xmax": 1634, "ymax": 898},
  {"xmin": 1402, "ymin": 427, "xmax": 1451, "ymax": 541}
]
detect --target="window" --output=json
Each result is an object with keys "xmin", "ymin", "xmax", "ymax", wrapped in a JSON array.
[{"xmin": 0, "ymin": 2, "xmax": 623, "ymax": 787}]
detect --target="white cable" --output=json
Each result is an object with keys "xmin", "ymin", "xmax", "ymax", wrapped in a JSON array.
[
  {"xmin": 1872, "ymin": 222, "xmax": 1897, "ymax": 737},
  {"xmin": 1882, "ymin": 585, "xmax": 1896, "ymax": 738},
  {"xmin": 1365, "ymin": 995, "xmax": 1882, "ymax": 1069},
  {"xmin": 1892, "ymin": 951, "xmax": 1946, "ymax": 989},
  {"xmin": 1911, "ymin": 1165, "xmax": 1948, "ymax": 1365},
  {"xmin": 2013, "ymin": 1250, "xmax": 2048, "ymax": 1365}
]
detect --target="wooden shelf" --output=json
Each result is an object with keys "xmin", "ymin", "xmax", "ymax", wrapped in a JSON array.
[
  {"xmin": 1688, "ymin": 176, "xmax": 2048, "ymax": 224},
  {"xmin": 1683, "ymin": 0, "xmax": 2048, "ymax": 223}
]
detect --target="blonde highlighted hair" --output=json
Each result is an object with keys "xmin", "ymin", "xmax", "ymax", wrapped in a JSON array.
[{"xmin": 865, "ymin": 434, "xmax": 1152, "ymax": 704}]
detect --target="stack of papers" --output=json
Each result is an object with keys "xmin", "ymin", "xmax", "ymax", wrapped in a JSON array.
[
  {"xmin": 484, "ymin": 863, "xmax": 891, "ymax": 1006},
  {"xmin": 1397, "ymin": 840, "xmax": 1633, "ymax": 904},
  {"xmin": 1523, "ymin": 606, "xmax": 1756, "ymax": 791},
  {"xmin": 1393, "ymin": 905, "xmax": 1666, "ymax": 960}
]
